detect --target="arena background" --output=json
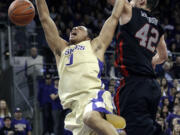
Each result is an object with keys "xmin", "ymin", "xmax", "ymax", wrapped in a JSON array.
[{"xmin": 0, "ymin": 0, "xmax": 180, "ymax": 134}]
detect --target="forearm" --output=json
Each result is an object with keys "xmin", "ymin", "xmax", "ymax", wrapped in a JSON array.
[
  {"xmin": 152, "ymin": 53, "xmax": 166, "ymax": 65},
  {"xmin": 35, "ymin": 0, "xmax": 50, "ymax": 20},
  {"xmin": 111, "ymin": 0, "xmax": 125, "ymax": 19},
  {"xmin": 96, "ymin": 0, "xmax": 125, "ymax": 49}
]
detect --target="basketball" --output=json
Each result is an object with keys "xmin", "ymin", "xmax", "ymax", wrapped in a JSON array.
[{"xmin": 8, "ymin": 0, "xmax": 35, "ymax": 26}]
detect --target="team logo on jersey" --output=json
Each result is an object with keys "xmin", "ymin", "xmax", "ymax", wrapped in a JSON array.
[{"xmin": 65, "ymin": 45, "xmax": 85, "ymax": 55}]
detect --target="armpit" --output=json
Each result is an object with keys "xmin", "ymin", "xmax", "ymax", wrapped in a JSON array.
[{"xmin": 55, "ymin": 49, "xmax": 61, "ymax": 56}]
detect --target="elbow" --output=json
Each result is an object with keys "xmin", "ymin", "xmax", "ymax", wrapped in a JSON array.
[
  {"xmin": 39, "ymin": 16, "xmax": 47, "ymax": 22},
  {"xmin": 110, "ymin": 14, "xmax": 119, "ymax": 23},
  {"xmin": 39, "ymin": 15, "xmax": 49, "ymax": 22}
]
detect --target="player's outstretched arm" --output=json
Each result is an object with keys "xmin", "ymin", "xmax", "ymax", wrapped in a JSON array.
[
  {"xmin": 35, "ymin": 0, "xmax": 68, "ymax": 54},
  {"xmin": 152, "ymin": 35, "xmax": 168, "ymax": 68},
  {"xmin": 92, "ymin": 0, "xmax": 125, "ymax": 54}
]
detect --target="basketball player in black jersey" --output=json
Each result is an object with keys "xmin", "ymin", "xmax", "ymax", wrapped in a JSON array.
[{"xmin": 108, "ymin": 0, "xmax": 168, "ymax": 135}]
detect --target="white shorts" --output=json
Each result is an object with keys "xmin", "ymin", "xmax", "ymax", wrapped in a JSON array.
[{"xmin": 64, "ymin": 90, "xmax": 114, "ymax": 135}]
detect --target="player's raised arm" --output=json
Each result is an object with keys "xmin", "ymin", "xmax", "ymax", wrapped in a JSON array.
[
  {"xmin": 152, "ymin": 35, "xmax": 168, "ymax": 68},
  {"xmin": 92, "ymin": 0, "xmax": 125, "ymax": 53},
  {"xmin": 35, "ymin": 0, "xmax": 68, "ymax": 54}
]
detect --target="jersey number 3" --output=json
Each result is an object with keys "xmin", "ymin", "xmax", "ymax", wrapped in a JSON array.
[{"xmin": 135, "ymin": 24, "xmax": 159, "ymax": 52}]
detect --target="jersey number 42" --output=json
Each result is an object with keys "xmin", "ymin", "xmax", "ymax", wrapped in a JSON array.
[{"xmin": 135, "ymin": 23, "xmax": 159, "ymax": 52}]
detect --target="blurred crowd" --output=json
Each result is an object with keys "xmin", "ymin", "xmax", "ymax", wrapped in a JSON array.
[
  {"xmin": 0, "ymin": 100, "xmax": 32, "ymax": 135},
  {"xmin": 0, "ymin": 0, "xmax": 180, "ymax": 135}
]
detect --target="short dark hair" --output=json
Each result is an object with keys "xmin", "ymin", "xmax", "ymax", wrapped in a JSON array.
[
  {"xmin": 4, "ymin": 116, "xmax": 11, "ymax": 121},
  {"xmin": 146, "ymin": 0, "xmax": 160, "ymax": 10}
]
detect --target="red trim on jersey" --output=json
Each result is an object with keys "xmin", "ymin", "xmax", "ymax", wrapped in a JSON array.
[
  {"xmin": 114, "ymin": 85, "xmax": 121, "ymax": 115},
  {"xmin": 114, "ymin": 79, "xmax": 125, "ymax": 115},
  {"xmin": 114, "ymin": 33, "xmax": 121, "ymax": 67},
  {"xmin": 116, "ymin": 32, "xmax": 121, "ymax": 40},
  {"xmin": 119, "ymin": 40, "xmax": 129, "ymax": 77}
]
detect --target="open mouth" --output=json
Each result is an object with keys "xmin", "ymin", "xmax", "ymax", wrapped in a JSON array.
[{"xmin": 71, "ymin": 32, "xmax": 77, "ymax": 36}]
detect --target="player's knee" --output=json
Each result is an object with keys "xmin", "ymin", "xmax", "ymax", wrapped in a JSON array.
[{"xmin": 83, "ymin": 111, "xmax": 101, "ymax": 126}]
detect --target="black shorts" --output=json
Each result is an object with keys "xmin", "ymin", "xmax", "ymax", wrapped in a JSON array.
[{"xmin": 114, "ymin": 75, "xmax": 162, "ymax": 135}]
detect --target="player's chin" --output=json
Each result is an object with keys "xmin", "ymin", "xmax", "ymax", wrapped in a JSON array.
[{"xmin": 69, "ymin": 38, "xmax": 76, "ymax": 45}]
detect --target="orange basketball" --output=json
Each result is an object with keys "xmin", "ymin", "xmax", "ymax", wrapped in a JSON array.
[{"xmin": 8, "ymin": 0, "xmax": 35, "ymax": 26}]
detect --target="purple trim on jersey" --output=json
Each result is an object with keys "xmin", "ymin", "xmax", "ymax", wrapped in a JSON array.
[
  {"xmin": 93, "ymin": 107, "xmax": 112, "ymax": 114},
  {"xmin": 97, "ymin": 59, "xmax": 104, "ymax": 79},
  {"xmin": 91, "ymin": 90, "xmax": 112, "ymax": 114},
  {"xmin": 91, "ymin": 90, "xmax": 105, "ymax": 102}
]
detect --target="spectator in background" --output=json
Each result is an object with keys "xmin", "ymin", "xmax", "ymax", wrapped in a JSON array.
[
  {"xmin": 11, "ymin": 108, "xmax": 32, "ymax": 135},
  {"xmin": 172, "ymin": 124, "xmax": 180, "ymax": 135},
  {"xmin": 161, "ymin": 105, "xmax": 169, "ymax": 119},
  {"xmin": 0, "ymin": 117, "xmax": 3, "ymax": 130},
  {"xmin": 169, "ymin": 87, "xmax": 177, "ymax": 104},
  {"xmin": 38, "ymin": 73, "xmax": 53, "ymax": 135},
  {"xmin": 162, "ymin": 61, "xmax": 174, "ymax": 82},
  {"xmin": 48, "ymin": 77, "xmax": 64, "ymax": 135},
  {"xmin": 25, "ymin": 47, "xmax": 43, "ymax": 97},
  {"xmin": 108, "ymin": 79, "xmax": 116, "ymax": 96},
  {"xmin": 161, "ymin": 78, "xmax": 169, "ymax": 96},
  {"xmin": 108, "ymin": 54, "xmax": 117, "ymax": 79},
  {"xmin": 0, "ymin": 100, "xmax": 11, "ymax": 118},
  {"xmin": 0, "ymin": 116, "xmax": 15, "ymax": 135},
  {"xmin": 172, "ymin": 56, "xmax": 180, "ymax": 78},
  {"xmin": 173, "ymin": 79, "xmax": 180, "ymax": 91}
]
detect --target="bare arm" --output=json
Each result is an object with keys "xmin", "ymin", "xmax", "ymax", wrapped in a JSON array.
[
  {"xmin": 35, "ymin": 0, "xmax": 68, "ymax": 55},
  {"xmin": 92, "ymin": 0, "xmax": 125, "ymax": 53},
  {"xmin": 50, "ymin": 93, "xmax": 59, "ymax": 100},
  {"xmin": 152, "ymin": 35, "xmax": 168, "ymax": 68}
]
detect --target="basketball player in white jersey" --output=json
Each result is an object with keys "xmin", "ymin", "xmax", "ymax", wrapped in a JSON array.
[{"xmin": 35, "ymin": 0, "xmax": 126, "ymax": 135}]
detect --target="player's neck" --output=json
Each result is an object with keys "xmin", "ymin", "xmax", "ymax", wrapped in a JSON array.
[{"xmin": 69, "ymin": 39, "xmax": 89, "ymax": 45}]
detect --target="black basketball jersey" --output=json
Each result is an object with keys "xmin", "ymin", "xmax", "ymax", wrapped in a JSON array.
[{"xmin": 115, "ymin": 7, "xmax": 164, "ymax": 77}]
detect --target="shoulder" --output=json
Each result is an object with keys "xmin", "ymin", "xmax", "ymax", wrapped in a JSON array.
[{"xmin": 119, "ymin": 2, "xmax": 133, "ymax": 25}]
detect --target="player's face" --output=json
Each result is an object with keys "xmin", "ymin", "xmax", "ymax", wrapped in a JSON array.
[{"xmin": 69, "ymin": 26, "xmax": 89, "ymax": 44}]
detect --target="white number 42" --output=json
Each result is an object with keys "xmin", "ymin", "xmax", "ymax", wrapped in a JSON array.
[{"xmin": 135, "ymin": 24, "xmax": 159, "ymax": 52}]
